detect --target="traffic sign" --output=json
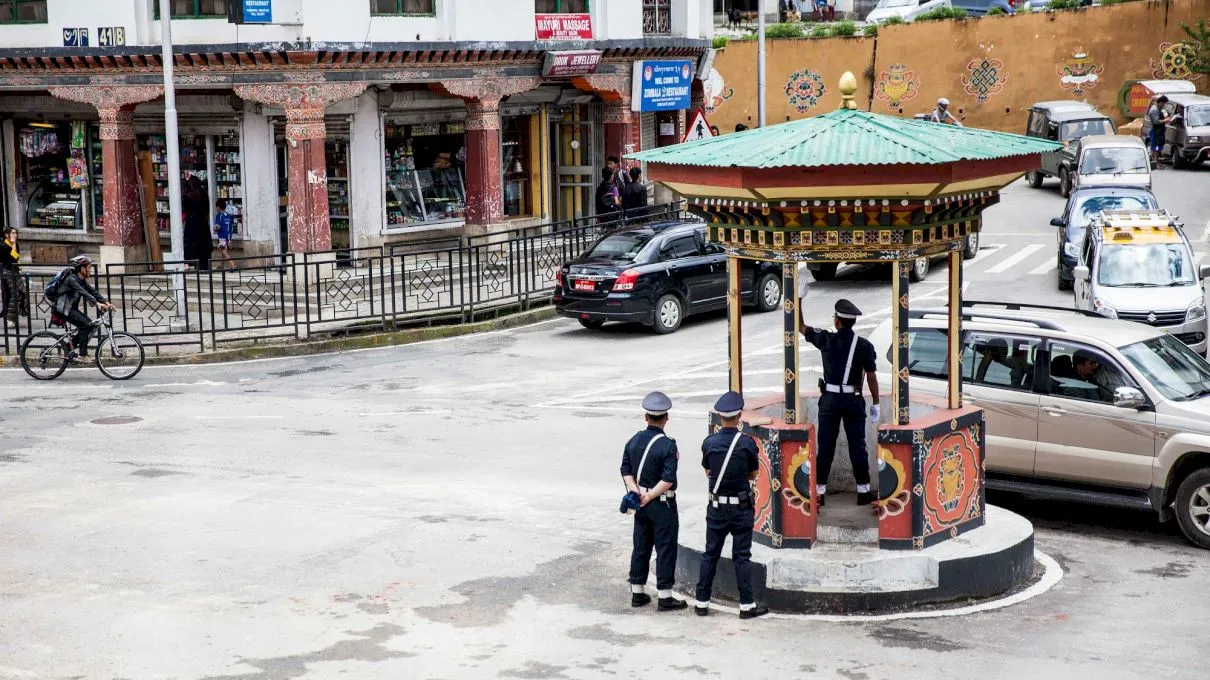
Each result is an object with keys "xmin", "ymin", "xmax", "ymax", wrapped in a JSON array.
[{"xmin": 682, "ymin": 109, "xmax": 715, "ymax": 144}]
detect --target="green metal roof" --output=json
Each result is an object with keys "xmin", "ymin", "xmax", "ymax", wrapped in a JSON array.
[{"xmin": 628, "ymin": 108, "xmax": 1062, "ymax": 168}]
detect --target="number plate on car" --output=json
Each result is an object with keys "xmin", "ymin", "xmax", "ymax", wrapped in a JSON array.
[{"xmin": 574, "ymin": 280, "xmax": 595, "ymax": 291}]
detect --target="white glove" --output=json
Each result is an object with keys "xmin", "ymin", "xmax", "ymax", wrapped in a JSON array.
[
  {"xmin": 870, "ymin": 404, "xmax": 881, "ymax": 421},
  {"xmin": 797, "ymin": 265, "xmax": 810, "ymax": 324}
]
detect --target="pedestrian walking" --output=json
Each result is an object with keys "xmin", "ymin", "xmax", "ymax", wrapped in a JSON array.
[
  {"xmin": 1, "ymin": 227, "xmax": 29, "ymax": 325},
  {"xmin": 622, "ymin": 167, "xmax": 649, "ymax": 216},
  {"xmin": 619, "ymin": 391, "xmax": 687, "ymax": 611},
  {"xmin": 595, "ymin": 168, "xmax": 622, "ymax": 217},
  {"xmin": 183, "ymin": 176, "xmax": 213, "ymax": 271},
  {"xmin": 693, "ymin": 391, "xmax": 769, "ymax": 619},
  {"xmin": 799, "ymin": 299, "xmax": 880, "ymax": 508},
  {"xmin": 214, "ymin": 199, "xmax": 235, "ymax": 270}
]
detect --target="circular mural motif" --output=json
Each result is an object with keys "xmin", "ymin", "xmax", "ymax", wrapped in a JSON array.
[
  {"xmin": 780, "ymin": 444, "xmax": 813, "ymax": 517},
  {"xmin": 923, "ymin": 431, "xmax": 981, "ymax": 527},
  {"xmin": 1150, "ymin": 42, "xmax": 1203, "ymax": 81},
  {"xmin": 752, "ymin": 436, "xmax": 775, "ymax": 533},
  {"xmin": 785, "ymin": 68, "xmax": 827, "ymax": 113}
]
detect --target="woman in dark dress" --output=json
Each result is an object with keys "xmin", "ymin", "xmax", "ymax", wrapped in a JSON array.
[
  {"xmin": 1, "ymin": 226, "xmax": 29, "ymax": 325},
  {"xmin": 182, "ymin": 176, "xmax": 213, "ymax": 270}
]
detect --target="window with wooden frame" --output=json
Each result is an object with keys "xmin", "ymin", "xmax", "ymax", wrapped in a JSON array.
[
  {"xmin": 371, "ymin": 0, "xmax": 436, "ymax": 15},
  {"xmin": 0, "ymin": 0, "xmax": 48, "ymax": 23},
  {"xmin": 535, "ymin": 0, "xmax": 589, "ymax": 13},
  {"xmin": 154, "ymin": 0, "xmax": 228, "ymax": 19}
]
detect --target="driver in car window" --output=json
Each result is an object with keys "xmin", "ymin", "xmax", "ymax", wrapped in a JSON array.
[{"xmin": 1072, "ymin": 350, "xmax": 1129, "ymax": 401}]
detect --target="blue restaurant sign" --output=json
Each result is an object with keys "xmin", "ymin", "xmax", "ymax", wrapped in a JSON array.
[
  {"xmin": 631, "ymin": 60, "xmax": 694, "ymax": 112},
  {"xmin": 242, "ymin": 0, "xmax": 273, "ymax": 23}
]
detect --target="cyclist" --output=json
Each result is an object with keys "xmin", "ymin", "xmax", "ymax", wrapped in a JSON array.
[
  {"xmin": 47, "ymin": 255, "xmax": 115, "ymax": 362},
  {"xmin": 929, "ymin": 97, "xmax": 964, "ymax": 127}
]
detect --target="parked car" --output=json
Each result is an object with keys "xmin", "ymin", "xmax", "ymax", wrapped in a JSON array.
[
  {"xmin": 866, "ymin": 0, "xmax": 951, "ymax": 23},
  {"xmin": 1137, "ymin": 79, "xmax": 1198, "ymax": 144},
  {"xmin": 1071, "ymin": 134, "xmax": 1151, "ymax": 192},
  {"xmin": 1162, "ymin": 93, "xmax": 1210, "ymax": 168},
  {"xmin": 950, "ymin": 0, "xmax": 1016, "ymax": 14},
  {"xmin": 1022, "ymin": 101, "xmax": 1115, "ymax": 196},
  {"xmin": 1050, "ymin": 185, "xmax": 1159, "ymax": 291},
  {"xmin": 1072, "ymin": 209, "xmax": 1206, "ymax": 355},
  {"xmin": 870, "ymin": 301, "xmax": 1210, "ymax": 549},
  {"xmin": 553, "ymin": 219, "xmax": 782, "ymax": 334}
]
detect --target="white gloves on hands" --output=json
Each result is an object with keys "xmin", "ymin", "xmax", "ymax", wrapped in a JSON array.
[{"xmin": 870, "ymin": 404, "xmax": 881, "ymax": 421}]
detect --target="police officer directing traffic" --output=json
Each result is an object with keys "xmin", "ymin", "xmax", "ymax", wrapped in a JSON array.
[
  {"xmin": 620, "ymin": 391, "xmax": 687, "ymax": 611},
  {"xmin": 800, "ymin": 299, "xmax": 880, "ymax": 507},
  {"xmin": 693, "ymin": 391, "xmax": 769, "ymax": 619}
]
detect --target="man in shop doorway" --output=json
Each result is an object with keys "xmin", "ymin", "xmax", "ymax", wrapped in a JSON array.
[
  {"xmin": 595, "ymin": 168, "xmax": 622, "ymax": 218},
  {"xmin": 622, "ymin": 167, "xmax": 649, "ymax": 218},
  {"xmin": 606, "ymin": 155, "xmax": 631, "ymax": 195}
]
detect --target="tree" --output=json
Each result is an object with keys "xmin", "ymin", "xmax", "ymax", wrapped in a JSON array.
[{"xmin": 1182, "ymin": 18, "xmax": 1210, "ymax": 77}]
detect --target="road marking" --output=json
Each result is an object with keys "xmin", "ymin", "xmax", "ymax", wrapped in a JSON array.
[
  {"xmin": 1028, "ymin": 259, "xmax": 1056, "ymax": 275},
  {"xmin": 195, "ymin": 415, "xmax": 283, "ymax": 420},
  {"xmin": 360, "ymin": 410, "xmax": 453, "ymax": 416},
  {"xmin": 144, "ymin": 380, "xmax": 227, "ymax": 388},
  {"xmin": 965, "ymin": 243, "xmax": 1005, "ymax": 266},
  {"xmin": 985, "ymin": 244, "xmax": 1045, "ymax": 274}
]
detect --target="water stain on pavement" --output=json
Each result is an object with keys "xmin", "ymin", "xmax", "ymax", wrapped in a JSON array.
[
  {"xmin": 867, "ymin": 626, "xmax": 968, "ymax": 652},
  {"xmin": 268, "ymin": 365, "xmax": 333, "ymax": 379},
  {"xmin": 499, "ymin": 661, "xmax": 570, "ymax": 679},
  {"xmin": 294, "ymin": 430, "xmax": 336, "ymax": 437},
  {"xmin": 567, "ymin": 623, "xmax": 680, "ymax": 648},
  {"xmin": 200, "ymin": 623, "xmax": 411, "ymax": 680},
  {"xmin": 130, "ymin": 468, "xmax": 187, "ymax": 478},
  {"xmin": 0, "ymin": 454, "xmax": 25, "ymax": 464},
  {"xmin": 1134, "ymin": 561, "xmax": 1194, "ymax": 579}
]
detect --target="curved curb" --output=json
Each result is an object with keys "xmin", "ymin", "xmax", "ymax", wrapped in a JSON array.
[{"xmin": 673, "ymin": 550, "xmax": 1063, "ymax": 622}]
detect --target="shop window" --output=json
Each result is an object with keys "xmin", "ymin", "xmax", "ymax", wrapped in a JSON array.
[
  {"xmin": 642, "ymin": 0, "xmax": 671, "ymax": 34},
  {"xmin": 154, "ymin": 0, "xmax": 228, "ymax": 19},
  {"xmin": 19, "ymin": 121, "xmax": 91, "ymax": 230},
  {"xmin": 371, "ymin": 0, "xmax": 436, "ymax": 15},
  {"xmin": 502, "ymin": 116, "xmax": 533, "ymax": 218},
  {"xmin": 0, "ymin": 1, "xmax": 47, "ymax": 23},
  {"xmin": 383, "ymin": 121, "xmax": 467, "ymax": 228},
  {"xmin": 536, "ymin": 0, "xmax": 589, "ymax": 12}
]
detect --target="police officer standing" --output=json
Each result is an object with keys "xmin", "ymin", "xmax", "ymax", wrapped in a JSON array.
[
  {"xmin": 620, "ymin": 391, "xmax": 687, "ymax": 611},
  {"xmin": 693, "ymin": 391, "xmax": 769, "ymax": 619},
  {"xmin": 800, "ymin": 299, "xmax": 880, "ymax": 507}
]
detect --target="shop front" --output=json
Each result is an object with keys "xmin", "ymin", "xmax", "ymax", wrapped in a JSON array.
[
  {"xmin": 8, "ymin": 119, "xmax": 103, "ymax": 234},
  {"xmin": 382, "ymin": 118, "xmax": 467, "ymax": 230}
]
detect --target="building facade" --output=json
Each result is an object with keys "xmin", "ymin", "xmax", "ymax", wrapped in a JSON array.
[{"xmin": 0, "ymin": 0, "xmax": 712, "ymax": 265}]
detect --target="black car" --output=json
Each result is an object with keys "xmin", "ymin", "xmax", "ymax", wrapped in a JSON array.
[
  {"xmin": 554, "ymin": 220, "xmax": 783, "ymax": 334},
  {"xmin": 1049, "ymin": 185, "xmax": 1159, "ymax": 290}
]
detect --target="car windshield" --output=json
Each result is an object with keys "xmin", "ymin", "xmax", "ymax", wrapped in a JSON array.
[
  {"xmin": 875, "ymin": 0, "xmax": 916, "ymax": 7},
  {"xmin": 582, "ymin": 231, "xmax": 654, "ymax": 261},
  {"xmin": 1096, "ymin": 243, "xmax": 1195, "ymax": 287},
  {"xmin": 1059, "ymin": 119, "xmax": 1113, "ymax": 142},
  {"xmin": 1120, "ymin": 335, "xmax": 1210, "ymax": 401},
  {"xmin": 1072, "ymin": 194, "xmax": 1156, "ymax": 228},
  {"xmin": 1185, "ymin": 106, "xmax": 1210, "ymax": 127},
  {"xmin": 1079, "ymin": 147, "xmax": 1150, "ymax": 175}
]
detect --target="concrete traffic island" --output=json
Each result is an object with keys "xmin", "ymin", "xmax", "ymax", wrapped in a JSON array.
[{"xmin": 674, "ymin": 504, "xmax": 1037, "ymax": 615}]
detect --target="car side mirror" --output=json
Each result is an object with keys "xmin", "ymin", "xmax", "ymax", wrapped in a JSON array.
[
  {"xmin": 1113, "ymin": 386, "xmax": 1146, "ymax": 410},
  {"xmin": 1073, "ymin": 265, "xmax": 1090, "ymax": 281},
  {"xmin": 1050, "ymin": 218, "xmax": 1064, "ymax": 228},
  {"xmin": 1201, "ymin": 264, "xmax": 1210, "ymax": 280}
]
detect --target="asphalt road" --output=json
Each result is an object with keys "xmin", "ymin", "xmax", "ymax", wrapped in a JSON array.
[{"xmin": 1, "ymin": 168, "xmax": 1208, "ymax": 679}]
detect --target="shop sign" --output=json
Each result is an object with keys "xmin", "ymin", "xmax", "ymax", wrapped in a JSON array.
[
  {"xmin": 632, "ymin": 60, "xmax": 694, "ymax": 113},
  {"xmin": 411, "ymin": 123, "xmax": 443, "ymax": 137},
  {"xmin": 97, "ymin": 27, "xmax": 125, "ymax": 47},
  {"xmin": 1118, "ymin": 79, "xmax": 1197, "ymax": 118},
  {"xmin": 535, "ymin": 14, "xmax": 593, "ymax": 40},
  {"xmin": 542, "ymin": 50, "xmax": 602, "ymax": 78},
  {"xmin": 242, "ymin": 0, "xmax": 273, "ymax": 23}
]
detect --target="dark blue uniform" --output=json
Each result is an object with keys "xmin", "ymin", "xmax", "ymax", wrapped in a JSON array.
[
  {"xmin": 805, "ymin": 326, "xmax": 877, "ymax": 490},
  {"xmin": 620, "ymin": 425, "xmax": 679, "ymax": 591},
  {"xmin": 694, "ymin": 426, "xmax": 760, "ymax": 606}
]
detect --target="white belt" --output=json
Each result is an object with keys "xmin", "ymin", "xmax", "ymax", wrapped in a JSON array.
[
  {"xmin": 640, "ymin": 487, "xmax": 675, "ymax": 500},
  {"xmin": 823, "ymin": 383, "xmax": 857, "ymax": 394}
]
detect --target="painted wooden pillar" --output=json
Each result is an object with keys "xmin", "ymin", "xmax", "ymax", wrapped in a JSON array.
[
  {"xmin": 284, "ymin": 107, "xmax": 332, "ymax": 253},
  {"xmin": 892, "ymin": 260, "xmax": 911, "ymax": 425},
  {"xmin": 464, "ymin": 99, "xmax": 504, "ymax": 227},
  {"xmin": 727, "ymin": 255, "xmax": 743, "ymax": 394},
  {"xmin": 948, "ymin": 250, "xmax": 964, "ymax": 409},
  {"xmin": 783, "ymin": 263, "xmax": 801, "ymax": 423}
]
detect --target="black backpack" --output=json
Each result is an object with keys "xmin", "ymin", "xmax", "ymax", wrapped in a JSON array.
[{"xmin": 42, "ymin": 267, "xmax": 72, "ymax": 300}]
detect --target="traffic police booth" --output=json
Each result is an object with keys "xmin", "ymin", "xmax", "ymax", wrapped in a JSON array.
[{"xmin": 629, "ymin": 73, "xmax": 1061, "ymax": 550}]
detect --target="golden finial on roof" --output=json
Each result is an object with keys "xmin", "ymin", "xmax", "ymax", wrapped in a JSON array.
[{"xmin": 839, "ymin": 72, "xmax": 858, "ymax": 110}]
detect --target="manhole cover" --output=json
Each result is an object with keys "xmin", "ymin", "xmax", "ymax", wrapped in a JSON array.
[{"xmin": 91, "ymin": 416, "xmax": 143, "ymax": 425}]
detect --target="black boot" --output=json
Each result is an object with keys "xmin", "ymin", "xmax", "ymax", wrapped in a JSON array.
[
  {"xmin": 739, "ymin": 604, "xmax": 770, "ymax": 619},
  {"xmin": 817, "ymin": 493, "xmax": 826, "ymax": 508},
  {"xmin": 631, "ymin": 592, "xmax": 652, "ymax": 607},
  {"xmin": 856, "ymin": 491, "xmax": 876, "ymax": 506},
  {"xmin": 694, "ymin": 604, "xmax": 709, "ymax": 616},
  {"xmin": 658, "ymin": 597, "xmax": 688, "ymax": 611}
]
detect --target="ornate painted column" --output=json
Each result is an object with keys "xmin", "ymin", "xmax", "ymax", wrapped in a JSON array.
[
  {"xmin": 49, "ymin": 85, "xmax": 164, "ymax": 265},
  {"xmin": 442, "ymin": 78, "xmax": 541, "ymax": 229},
  {"xmin": 234, "ymin": 79, "xmax": 367, "ymax": 253}
]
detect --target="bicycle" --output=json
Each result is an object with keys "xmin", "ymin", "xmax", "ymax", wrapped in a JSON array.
[{"xmin": 19, "ymin": 309, "xmax": 145, "ymax": 381}]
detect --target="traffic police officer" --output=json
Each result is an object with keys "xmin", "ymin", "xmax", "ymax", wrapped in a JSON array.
[
  {"xmin": 800, "ymin": 299, "xmax": 881, "ymax": 507},
  {"xmin": 693, "ymin": 391, "xmax": 769, "ymax": 619},
  {"xmin": 620, "ymin": 391, "xmax": 687, "ymax": 611}
]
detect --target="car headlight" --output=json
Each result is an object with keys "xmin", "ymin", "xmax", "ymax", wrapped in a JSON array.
[
  {"xmin": 1188, "ymin": 136, "xmax": 1203, "ymax": 144},
  {"xmin": 1188, "ymin": 300, "xmax": 1207, "ymax": 323},
  {"xmin": 1092, "ymin": 297, "xmax": 1118, "ymax": 319},
  {"xmin": 1063, "ymin": 242, "xmax": 1079, "ymax": 258}
]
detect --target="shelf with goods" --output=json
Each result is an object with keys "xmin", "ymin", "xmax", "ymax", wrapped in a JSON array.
[
  {"xmin": 89, "ymin": 123, "xmax": 104, "ymax": 229},
  {"xmin": 382, "ymin": 121, "xmax": 467, "ymax": 227},
  {"xmin": 325, "ymin": 140, "xmax": 351, "ymax": 250},
  {"xmin": 213, "ymin": 135, "xmax": 244, "ymax": 238},
  {"xmin": 142, "ymin": 134, "xmax": 208, "ymax": 234}
]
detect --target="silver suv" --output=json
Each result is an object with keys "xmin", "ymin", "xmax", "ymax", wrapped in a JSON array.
[{"xmin": 871, "ymin": 302, "xmax": 1210, "ymax": 549}]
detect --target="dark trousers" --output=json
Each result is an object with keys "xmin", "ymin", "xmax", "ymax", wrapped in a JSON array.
[
  {"xmin": 629, "ymin": 499, "xmax": 679, "ymax": 591},
  {"xmin": 817, "ymin": 392, "xmax": 871, "ymax": 487},
  {"xmin": 695, "ymin": 504, "xmax": 755, "ymax": 605},
  {"xmin": 64, "ymin": 308, "xmax": 93, "ymax": 353}
]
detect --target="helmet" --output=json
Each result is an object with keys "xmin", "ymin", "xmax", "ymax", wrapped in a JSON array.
[
  {"xmin": 69, "ymin": 255, "xmax": 94, "ymax": 269},
  {"xmin": 938, "ymin": 97, "xmax": 950, "ymax": 107}
]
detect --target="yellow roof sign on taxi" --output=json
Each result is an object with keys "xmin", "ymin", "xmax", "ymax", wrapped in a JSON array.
[{"xmin": 1096, "ymin": 210, "xmax": 1181, "ymax": 244}]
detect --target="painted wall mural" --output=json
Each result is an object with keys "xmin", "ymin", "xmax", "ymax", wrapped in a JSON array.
[
  {"xmin": 1058, "ymin": 51, "xmax": 1105, "ymax": 98},
  {"xmin": 960, "ymin": 58, "xmax": 1007, "ymax": 104},
  {"xmin": 1150, "ymin": 42, "xmax": 1204, "ymax": 81},
  {"xmin": 874, "ymin": 64, "xmax": 919, "ymax": 109},
  {"xmin": 785, "ymin": 67, "xmax": 827, "ymax": 113},
  {"xmin": 703, "ymin": 67, "xmax": 735, "ymax": 114},
  {"xmin": 921, "ymin": 427, "xmax": 983, "ymax": 538}
]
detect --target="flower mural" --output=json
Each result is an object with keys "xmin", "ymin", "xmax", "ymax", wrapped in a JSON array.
[
  {"xmin": 785, "ymin": 67, "xmax": 827, "ymax": 113},
  {"xmin": 1057, "ymin": 51, "xmax": 1104, "ymax": 97},
  {"xmin": 874, "ymin": 64, "xmax": 920, "ymax": 109},
  {"xmin": 703, "ymin": 67, "xmax": 734, "ymax": 114},
  {"xmin": 960, "ymin": 58, "xmax": 1007, "ymax": 104}
]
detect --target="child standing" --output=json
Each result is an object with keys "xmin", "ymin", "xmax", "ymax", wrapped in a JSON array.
[{"xmin": 214, "ymin": 199, "xmax": 235, "ymax": 269}]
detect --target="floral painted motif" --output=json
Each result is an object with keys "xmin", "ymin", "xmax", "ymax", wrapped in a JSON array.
[
  {"xmin": 784, "ymin": 68, "xmax": 827, "ymax": 113},
  {"xmin": 703, "ymin": 67, "xmax": 734, "ymax": 114},
  {"xmin": 1057, "ymin": 51, "xmax": 1104, "ymax": 97},
  {"xmin": 960, "ymin": 58, "xmax": 1007, "ymax": 104},
  {"xmin": 874, "ymin": 64, "xmax": 919, "ymax": 109},
  {"xmin": 1150, "ymin": 42, "xmax": 1203, "ymax": 82}
]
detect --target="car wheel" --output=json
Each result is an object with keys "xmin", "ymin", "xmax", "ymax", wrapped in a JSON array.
[
  {"xmin": 652, "ymin": 294, "xmax": 684, "ymax": 335},
  {"xmin": 1059, "ymin": 168, "xmax": 1072, "ymax": 198},
  {"xmin": 755, "ymin": 273, "xmax": 782, "ymax": 313},
  {"xmin": 1026, "ymin": 170, "xmax": 1043, "ymax": 188},
  {"xmin": 578, "ymin": 318, "xmax": 605, "ymax": 330},
  {"xmin": 1057, "ymin": 262, "xmax": 1073, "ymax": 291},
  {"xmin": 810, "ymin": 263, "xmax": 837, "ymax": 282},
  {"xmin": 908, "ymin": 256, "xmax": 929, "ymax": 283},
  {"xmin": 1173, "ymin": 468, "xmax": 1210, "ymax": 550},
  {"xmin": 962, "ymin": 232, "xmax": 979, "ymax": 260}
]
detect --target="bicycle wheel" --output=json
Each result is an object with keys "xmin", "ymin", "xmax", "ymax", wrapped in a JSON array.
[
  {"xmin": 19, "ymin": 331, "xmax": 69, "ymax": 380},
  {"xmin": 95, "ymin": 332, "xmax": 145, "ymax": 380}
]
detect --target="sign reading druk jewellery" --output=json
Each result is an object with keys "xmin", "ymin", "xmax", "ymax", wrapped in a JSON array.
[
  {"xmin": 542, "ymin": 50, "xmax": 603, "ymax": 78},
  {"xmin": 631, "ymin": 60, "xmax": 694, "ymax": 112},
  {"xmin": 535, "ymin": 13, "xmax": 593, "ymax": 40}
]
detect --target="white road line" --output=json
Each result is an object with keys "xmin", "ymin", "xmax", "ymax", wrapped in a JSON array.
[
  {"xmin": 1028, "ymin": 259, "xmax": 1056, "ymax": 275},
  {"xmin": 144, "ymin": 380, "xmax": 227, "ymax": 388},
  {"xmin": 360, "ymin": 410, "xmax": 453, "ymax": 416},
  {"xmin": 985, "ymin": 243, "xmax": 1045, "ymax": 274},
  {"xmin": 195, "ymin": 415, "xmax": 283, "ymax": 420},
  {"xmin": 965, "ymin": 243, "xmax": 1005, "ymax": 266}
]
